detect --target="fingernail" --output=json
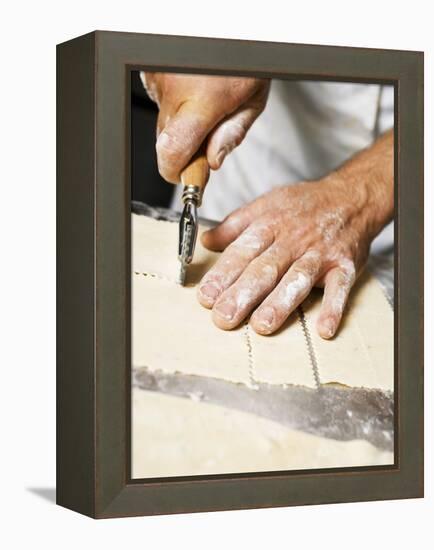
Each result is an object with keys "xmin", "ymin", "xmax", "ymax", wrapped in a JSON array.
[
  {"xmin": 321, "ymin": 318, "xmax": 336, "ymax": 339},
  {"xmin": 199, "ymin": 282, "xmax": 220, "ymax": 302},
  {"xmin": 214, "ymin": 300, "xmax": 236, "ymax": 321},
  {"xmin": 257, "ymin": 306, "xmax": 275, "ymax": 330}
]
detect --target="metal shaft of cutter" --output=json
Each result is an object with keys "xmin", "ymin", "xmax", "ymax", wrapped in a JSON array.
[
  {"xmin": 178, "ymin": 151, "xmax": 210, "ymax": 284},
  {"xmin": 179, "ymin": 199, "xmax": 198, "ymax": 264},
  {"xmin": 177, "ymin": 185, "xmax": 203, "ymax": 284}
]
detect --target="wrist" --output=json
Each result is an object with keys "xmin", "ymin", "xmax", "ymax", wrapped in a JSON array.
[{"xmin": 322, "ymin": 133, "xmax": 394, "ymax": 241}]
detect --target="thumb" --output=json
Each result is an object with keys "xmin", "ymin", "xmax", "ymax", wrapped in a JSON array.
[
  {"xmin": 201, "ymin": 205, "xmax": 254, "ymax": 252},
  {"xmin": 156, "ymin": 100, "xmax": 222, "ymax": 184}
]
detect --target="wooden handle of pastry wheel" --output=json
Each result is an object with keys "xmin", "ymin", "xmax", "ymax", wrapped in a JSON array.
[{"xmin": 180, "ymin": 150, "xmax": 210, "ymax": 190}]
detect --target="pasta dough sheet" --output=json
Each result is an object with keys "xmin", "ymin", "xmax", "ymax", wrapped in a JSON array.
[
  {"xmin": 133, "ymin": 275, "xmax": 251, "ymax": 384},
  {"xmin": 132, "ymin": 214, "xmax": 393, "ymax": 391},
  {"xmin": 303, "ymin": 272, "xmax": 394, "ymax": 391},
  {"xmin": 249, "ymin": 313, "xmax": 315, "ymax": 386},
  {"xmin": 132, "ymin": 388, "xmax": 393, "ymax": 479},
  {"xmin": 131, "ymin": 214, "xmax": 394, "ymax": 478},
  {"xmin": 133, "ymin": 275, "xmax": 316, "ymax": 387},
  {"xmin": 132, "ymin": 214, "xmax": 218, "ymax": 284}
]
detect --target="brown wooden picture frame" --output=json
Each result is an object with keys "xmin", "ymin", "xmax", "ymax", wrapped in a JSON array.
[{"xmin": 57, "ymin": 30, "xmax": 424, "ymax": 518}]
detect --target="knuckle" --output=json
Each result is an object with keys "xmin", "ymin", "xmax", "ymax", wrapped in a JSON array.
[
  {"xmin": 233, "ymin": 285, "xmax": 256, "ymax": 311},
  {"xmin": 249, "ymin": 257, "xmax": 279, "ymax": 287},
  {"xmin": 231, "ymin": 231, "xmax": 263, "ymax": 253},
  {"xmin": 156, "ymin": 130, "xmax": 181, "ymax": 158},
  {"xmin": 222, "ymin": 209, "xmax": 246, "ymax": 230},
  {"xmin": 292, "ymin": 264, "xmax": 314, "ymax": 285},
  {"xmin": 337, "ymin": 259, "xmax": 356, "ymax": 286},
  {"xmin": 275, "ymin": 271, "xmax": 312, "ymax": 312},
  {"xmin": 203, "ymin": 257, "xmax": 240, "ymax": 289},
  {"xmin": 227, "ymin": 78, "xmax": 252, "ymax": 101},
  {"xmin": 292, "ymin": 252, "xmax": 322, "ymax": 281}
]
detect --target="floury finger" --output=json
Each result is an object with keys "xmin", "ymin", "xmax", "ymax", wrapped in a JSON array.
[
  {"xmin": 250, "ymin": 251, "xmax": 323, "ymax": 335},
  {"xmin": 316, "ymin": 261, "xmax": 356, "ymax": 339},
  {"xmin": 197, "ymin": 225, "xmax": 274, "ymax": 308}
]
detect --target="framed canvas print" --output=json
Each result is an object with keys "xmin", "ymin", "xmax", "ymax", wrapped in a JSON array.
[{"xmin": 57, "ymin": 31, "xmax": 424, "ymax": 518}]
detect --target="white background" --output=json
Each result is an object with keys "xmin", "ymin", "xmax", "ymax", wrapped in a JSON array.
[{"xmin": 1, "ymin": 1, "xmax": 432, "ymax": 548}]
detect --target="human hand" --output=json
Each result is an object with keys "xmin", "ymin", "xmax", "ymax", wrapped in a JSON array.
[
  {"xmin": 141, "ymin": 72, "xmax": 270, "ymax": 183},
  {"xmin": 196, "ymin": 132, "xmax": 394, "ymax": 338}
]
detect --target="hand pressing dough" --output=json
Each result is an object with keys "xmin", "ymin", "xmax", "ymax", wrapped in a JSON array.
[
  {"xmin": 132, "ymin": 214, "xmax": 316, "ymax": 388},
  {"xmin": 132, "ymin": 388, "xmax": 393, "ymax": 479},
  {"xmin": 132, "ymin": 214, "xmax": 393, "ymax": 391}
]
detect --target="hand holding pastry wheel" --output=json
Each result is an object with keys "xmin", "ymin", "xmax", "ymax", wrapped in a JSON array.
[{"xmin": 177, "ymin": 150, "xmax": 210, "ymax": 285}]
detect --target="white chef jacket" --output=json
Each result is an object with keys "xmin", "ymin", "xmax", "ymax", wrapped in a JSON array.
[{"xmin": 170, "ymin": 80, "xmax": 394, "ymax": 254}]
